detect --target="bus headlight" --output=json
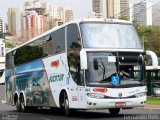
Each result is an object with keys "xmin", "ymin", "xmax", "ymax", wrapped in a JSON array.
[
  {"xmin": 134, "ymin": 92, "xmax": 146, "ymax": 98},
  {"xmin": 87, "ymin": 93, "xmax": 105, "ymax": 99}
]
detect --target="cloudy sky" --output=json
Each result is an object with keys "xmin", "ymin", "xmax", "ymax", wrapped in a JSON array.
[{"xmin": 0, "ymin": 0, "xmax": 159, "ymax": 21}]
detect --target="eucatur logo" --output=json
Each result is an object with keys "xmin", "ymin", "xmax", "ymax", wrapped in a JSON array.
[
  {"xmin": 51, "ymin": 60, "xmax": 60, "ymax": 68},
  {"xmin": 93, "ymin": 88, "xmax": 108, "ymax": 93}
]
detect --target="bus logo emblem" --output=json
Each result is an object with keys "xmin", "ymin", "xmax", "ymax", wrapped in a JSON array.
[
  {"xmin": 51, "ymin": 60, "xmax": 59, "ymax": 68},
  {"xmin": 118, "ymin": 93, "xmax": 122, "ymax": 97},
  {"xmin": 93, "ymin": 88, "xmax": 107, "ymax": 93}
]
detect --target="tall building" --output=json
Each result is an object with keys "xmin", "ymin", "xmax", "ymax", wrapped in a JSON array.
[
  {"xmin": 107, "ymin": 0, "xmax": 116, "ymax": 18},
  {"xmin": 120, "ymin": 0, "xmax": 129, "ymax": 19},
  {"xmin": 7, "ymin": 8, "xmax": 16, "ymax": 34},
  {"xmin": 92, "ymin": 0, "xmax": 103, "ymax": 18},
  {"xmin": 129, "ymin": 4, "xmax": 134, "ymax": 22},
  {"xmin": 106, "ymin": 0, "xmax": 129, "ymax": 20},
  {"xmin": 64, "ymin": 8, "xmax": 74, "ymax": 23},
  {"xmin": 0, "ymin": 16, "xmax": 5, "ymax": 33},
  {"xmin": 23, "ymin": 11, "xmax": 48, "ymax": 40},
  {"xmin": 22, "ymin": 0, "xmax": 49, "ymax": 40},
  {"xmin": 24, "ymin": 0, "xmax": 44, "ymax": 15},
  {"xmin": 43, "ymin": 3, "xmax": 61, "ymax": 28},
  {"xmin": 152, "ymin": 5, "xmax": 160, "ymax": 26},
  {"xmin": 133, "ymin": 1, "xmax": 152, "ymax": 25},
  {"xmin": 15, "ymin": 8, "xmax": 24, "ymax": 37},
  {"xmin": 7, "ymin": 8, "xmax": 24, "ymax": 37}
]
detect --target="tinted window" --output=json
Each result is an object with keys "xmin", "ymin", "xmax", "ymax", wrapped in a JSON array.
[
  {"xmin": 43, "ymin": 35, "xmax": 54, "ymax": 56},
  {"xmin": 9, "ymin": 27, "xmax": 66, "ymax": 67},
  {"xmin": 14, "ymin": 35, "xmax": 55, "ymax": 66},
  {"xmin": 51, "ymin": 27, "xmax": 65, "ymax": 54},
  {"xmin": 67, "ymin": 24, "xmax": 83, "ymax": 85},
  {"xmin": 14, "ymin": 38, "xmax": 44, "ymax": 66},
  {"xmin": 67, "ymin": 24, "xmax": 81, "ymax": 53}
]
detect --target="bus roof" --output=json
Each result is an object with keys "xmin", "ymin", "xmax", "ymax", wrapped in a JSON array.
[{"xmin": 6, "ymin": 18, "xmax": 133, "ymax": 54}]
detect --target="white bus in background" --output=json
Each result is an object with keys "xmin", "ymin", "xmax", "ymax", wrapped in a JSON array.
[
  {"xmin": 0, "ymin": 39, "xmax": 5, "ymax": 84},
  {"xmin": 146, "ymin": 66, "xmax": 160, "ymax": 96},
  {"xmin": 5, "ymin": 18, "xmax": 158, "ymax": 116},
  {"xmin": 0, "ymin": 69, "xmax": 5, "ymax": 84}
]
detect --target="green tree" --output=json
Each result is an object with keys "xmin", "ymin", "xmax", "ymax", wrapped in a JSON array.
[
  {"xmin": 133, "ymin": 22, "xmax": 160, "ymax": 57},
  {"xmin": 134, "ymin": 22, "xmax": 151, "ymax": 40},
  {"xmin": 145, "ymin": 26, "xmax": 160, "ymax": 57},
  {"xmin": 5, "ymin": 41, "xmax": 14, "ymax": 48},
  {"xmin": 118, "ymin": 16, "xmax": 129, "ymax": 21}
]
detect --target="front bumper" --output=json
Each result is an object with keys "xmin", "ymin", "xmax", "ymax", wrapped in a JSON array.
[{"xmin": 85, "ymin": 96, "xmax": 146, "ymax": 109}]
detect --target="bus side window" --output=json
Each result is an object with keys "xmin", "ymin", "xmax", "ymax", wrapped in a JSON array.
[
  {"xmin": 51, "ymin": 27, "xmax": 65, "ymax": 54},
  {"xmin": 67, "ymin": 24, "xmax": 83, "ymax": 86},
  {"xmin": 43, "ymin": 35, "xmax": 54, "ymax": 56},
  {"xmin": 68, "ymin": 56, "xmax": 84, "ymax": 86}
]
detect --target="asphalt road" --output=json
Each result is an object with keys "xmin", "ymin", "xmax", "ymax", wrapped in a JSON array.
[{"xmin": 0, "ymin": 84, "xmax": 160, "ymax": 120}]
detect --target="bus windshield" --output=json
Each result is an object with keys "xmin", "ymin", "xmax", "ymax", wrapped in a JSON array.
[
  {"xmin": 80, "ymin": 22, "xmax": 142, "ymax": 49},
  {"xmin": 86, "ymin": 52, "xmax": 144, "ymax": 87}
]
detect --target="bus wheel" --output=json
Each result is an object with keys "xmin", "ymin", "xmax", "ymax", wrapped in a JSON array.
[
  {"xmin": 109, "ymin": 108, "xmax": 120, "ymax": 116},
  {"xmin": 16, "ymin": 98, "xmax": 21, "ymax": 112},
  {"xmin": 64, "ymin": 94, "xmax": 71, "ymax": 116},
  {"xmin": 20, "ymin": 96, "xmax": 28, "ymax": 113},
  {"xmin": 61, "ymin": 92, "xmax": 72, "ymax": 116}
]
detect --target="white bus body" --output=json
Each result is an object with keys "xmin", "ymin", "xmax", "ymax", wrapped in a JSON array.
[
  {"xmin": 5, "ymin": 18, "xmax": 157, "ymax": 116},
  {"xmin": 146, "ymin": 66, "xmax": 160, "ymax": 96},
  {"xmin": 0, "ymin": 39, "xmax": 5, "ymax": 84},
  {"xmin": 0, "ymin": 69, "xmax": 5, "ymax": 84}
]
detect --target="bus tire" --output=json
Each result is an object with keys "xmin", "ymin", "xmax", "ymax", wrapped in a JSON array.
[
  {"xmin": 20, "ymin": 95, "xmax": 28, "ymax": 113},
  {"xmin": 60, "ymin": 92, "xmax": 72, "ymax": 116},
  {"xmin": 109, "ymin": 108, "xmax": 120, "ymax": 116},
  {"xmin": 16, "ymin": 98, "xmax": 21, "ymax": 112}
]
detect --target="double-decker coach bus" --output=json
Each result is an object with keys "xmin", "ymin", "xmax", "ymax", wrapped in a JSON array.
[
  {"xmin": 5, "ymin": 18, "xmax": 158, "ymax": 116},
  {"xmin": 146, "ymin": 66, "xmax": 160, "ymax": 96}
]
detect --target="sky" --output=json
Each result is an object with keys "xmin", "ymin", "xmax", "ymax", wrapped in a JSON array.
[{"xmin": 0, "ymin": 0, "xmax": 159, "ymax": 22}]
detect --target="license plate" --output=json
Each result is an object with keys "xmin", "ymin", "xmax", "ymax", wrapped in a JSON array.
[{"xmin": 115, "ymin": 102, "xmax": 126, "ymax": 107}]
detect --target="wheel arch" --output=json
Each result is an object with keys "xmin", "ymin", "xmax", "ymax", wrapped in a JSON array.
[{"xmin": 59, "ymin": 89, "xmax": 70, "ymax": 108}]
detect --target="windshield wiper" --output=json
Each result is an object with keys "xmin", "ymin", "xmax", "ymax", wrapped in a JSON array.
[{"xmin": 99, "ymin": 58, "xmax": 105, "ymax": 79}]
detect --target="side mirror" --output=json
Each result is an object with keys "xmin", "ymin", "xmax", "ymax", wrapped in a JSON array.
[
  {"xmin": 80, "ymin": 49, "xmax": 87, "ymax": 69},
  {"xmin": 93, "ymin": 59, "xmax": 98, "ymax": 70}
]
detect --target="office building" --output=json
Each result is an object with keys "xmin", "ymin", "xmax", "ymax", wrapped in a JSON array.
[
  {"xmin": 92, "ymin": 0, "xmax": 103, "ymax": 18},
  {"xmin": 152, "ymin": 5, "xmax": 160, "ymax": 26},
  {"xmin": 15, "ymin": 8, "xmax": 24, "ymax": 37},
  {"xmin": 129, "ymin": 4, "xmax": 133, "ymax": 22},
  {"xmin": 120, "ymin": 0, "xmax": 129, "ymax": 19},
  {"xmin": 7, "ymin": 8, "xmax": 16, "ymax": 34},
  {"xmin": 64, "ymin": 8, "xmax": 74, "ymax": 23},
  {"xmin": 133, "ymin": 1, "xmax": 152, "ymax": 25},
  {"xmin": 23, "ymin": 11, "xmax": 48, "ymax": 39},
  {"xmin": 106, "ymin": 0, "xmax": 129, "ymax": 20},
  {"xmin": 0, "ymin": 16, "xmax": 5, "ymax": 33}
]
